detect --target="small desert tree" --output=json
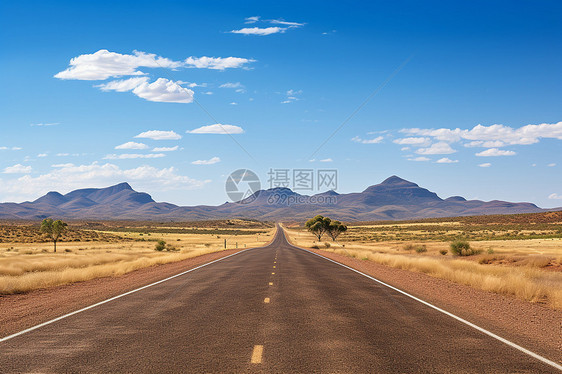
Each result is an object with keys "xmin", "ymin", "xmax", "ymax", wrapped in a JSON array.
[
  {"xmin": 327, "ymin": 221, "xmax": 347, "ymax": 241},
  {"xmin": 305, "ymin": 215, "xmax": 331, "ymax": 241},
  {"xmin": 40, "ymin": 218, "xmax": 67, "ymax": 253}
]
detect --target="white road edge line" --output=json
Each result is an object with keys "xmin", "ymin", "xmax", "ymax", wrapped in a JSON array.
[
  {"xmin": 0, "ymin": 246, "xmax": 259, "ymax": 344},
  {"xmin": 282, "ymin": 229, "xmax": 562, "ymax": 371}
]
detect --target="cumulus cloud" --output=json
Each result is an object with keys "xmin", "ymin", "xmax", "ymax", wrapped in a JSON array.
[
  {"xmin": 115, "ymin": 141, "xmax": 149, "ymax": 150},
  {"xmin": 548, "ymin": 193, "xmax": 562, "ymax": 200},
  {"xmin": 479, "ymin": 163, "xmax": 492, "ymax": 168},
  {"xmin": 351, "ymin": 136, "xmax": 384, "ymax": 144},
  {"xmin": 191, "ymin": 157, "xmax": 221, "ymax": 165},
  {"xmin": 3, "ymin": 164, "xmax": 32, "ymax": 174},
  {"xmin": 132, "ymin": 78, "xmax": 194, "ymax": 103},
  {"xmin": 436, "ymin": 157, "xmax": 458, "ymax": 163},
  {"xmin": 183, "ymin": 56, "xmax": 254, "ymax": 70},
  {"xmin": 475, "ymin": 148, "xmax": 516, "ymax": 157},
  {"xmin": 55, "ymin": 50, "xmax": 181, "ymax": 80},
  {"xmin": 135, "ymin": 130, "xmax": 182, "ymax": 140},
  {"xmin": 230, "ymin": 27, "xmax": 287, "ymax": 36},
  {"xmin": 55, "ymin": 50, "xmax": 254, "ymax": 81},
  {"xmin": 408, "ymin": 156, "xmax": 430, "ymax": 162},
  {"xmin": 152, "ymin": 146, "xmax": 179, "ymax": 152},
  {"xmin": 98, "ymin": 77, "xmax": 194, "ymax": 103},
  {"xmin": 393, "ymin": 137, "xmax": 431, "ymax": 145},
  {"xmin": 188, "ymin": 124, "xmax": 244, "ymax": 134},
  {"xmin": 0, "ymin": 162, "xmax": 209, "ymax": 202},
  {"xmin": 97, "ymin": 77, "xmax": 148, "ymax": 92},
  {"xmin": 37, "ymin": 153, "xmax": 48, "ymax": 158},
  {"xmin": 402, "ymin": 122, "xmax": 562, "ymax": 147},
  {"xmin": 103, "ymin": 153, "xmax": 166, "ymax": 160},
  {"xmin": 416, "ymin": 142, "xmax": 456, "ymax": 155}
]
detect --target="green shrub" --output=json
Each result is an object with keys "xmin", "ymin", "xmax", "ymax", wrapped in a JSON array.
[
  {"xmin": 403, "ymin": 243, "xmax": 415, "ymax": 251},
  {"xmin": 415, "ymin": 245, "xmax": 427, "ymax": 253},
  {"xmin": 439, "ymin": 249, "xmax": 448, "ymax": 255},
  {"xmin": 450, "ymin": 240, "xmax": 477, "ymax": 256},
  {"xmin": 155, "ymin": 240, "xmax": 166, "ymax": 251}
]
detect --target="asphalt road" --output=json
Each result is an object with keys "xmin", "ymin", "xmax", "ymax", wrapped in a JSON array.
[{"xmin": 0, "ymin": 227, "xmax": 558, "ymax": 373}]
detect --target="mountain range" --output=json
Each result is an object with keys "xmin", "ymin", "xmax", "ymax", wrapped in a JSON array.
[{"xmin": 0, "ymin": 176, "xmax": 556, "ymax": 221}]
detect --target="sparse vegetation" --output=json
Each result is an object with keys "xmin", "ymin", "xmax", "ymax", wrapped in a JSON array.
[
  {"xmin": 450, "ymin": 240, "xmax": 478, "ymax": 256},
  {"xmin": 285, "ymin": 212, "xmax": 562, "ymax": 309},
  {"xmin": 0, "ymin": 220, "xmax": 275, "ymax": 294}
]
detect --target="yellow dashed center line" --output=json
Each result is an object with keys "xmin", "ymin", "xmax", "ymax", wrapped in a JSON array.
[
  {"xmin": 269, "ymin": 282, "xmax": 273, "ymax": 286},
  {"xmin": 251, "ymin": 345, "xmax": 263, "ymax": 364},
  {"xmin": 273, "ymin": 266, "xmax": 276, "ymax": 268},
  {"xmin": 271, "ymin": 272, "xmax": 275, "ymax": 275},
  {"xmin": 264, "ymin": 297, "xmax": 270, "ymax": 303}
]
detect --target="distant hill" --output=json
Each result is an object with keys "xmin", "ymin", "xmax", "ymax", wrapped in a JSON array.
[{"xmin": 0, "ymin": 176, "xmax": 555, "ymax": 221}]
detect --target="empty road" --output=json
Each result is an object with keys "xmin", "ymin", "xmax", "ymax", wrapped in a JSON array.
[{"xmin": 0, "ymin": 227, "xmax": 558, "ymax": 373}]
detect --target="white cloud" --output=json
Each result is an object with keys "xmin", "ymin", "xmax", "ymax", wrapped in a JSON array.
[
  {"xmin": 401, "ymin": 147, "xmax": 410, "ymax": 151},
  {"xmin": 245, "ymin": 16, "xmax": 260, "ymax": 24},
  {"xmin": 133, "ymin": 78, "xmax": 194, "ymax": 103},
  {"xmin": 408, "ymin": 156, "xmax": 430, "ymax": 162},
  {"xmin": 103, "ymin": 153, "xmax": 166, "ymax": 160},
  {"xmin": 97, "ymin": 77, "xmax": 194, "ymax": 103},
  {"xmin": 55, "ymin": 49, "xmax": 181, "ymax": 80},
  {"xmin": 191, "ymin": 157, "xmax": 221, "ymax": 165},
  {"xmin": 402, "ymin": 122, "xmax": 562, "ymax": 147},
  {"xmin": 393, "ymin": 137, "xmax": 431, "ymax": 145},
  {"xmin": 548, "ymin": 193, "xmax": 562, "ymax": 200},
  {"xmin": 37, "ymin": 153, "xmax": 48, "ymax": 158},
  {"xmin": 0, "ymin": 162, "xmax": 209, "ymax": 202},
  {"xmin": 202, "ymin": 91, "xmax": 213, "ymax": 95},
  {"xmin": 548, "ymin": 163, "xmax": 556, "ymax": 167},
  {"xmin": 0, "ymin": 146, "xmax": 22, "ymax": 151},
  {"xmin": 152, "ymin": 146, "xmax": 179, "ymax": 152},
  {"xmin": 97, "ymin": 77, "xmax": 148, "ymax": 92},
  {"xmin": 320, "ymin": 158, "xmax": 333, "ymax": 162},
  {"xmin": 464, "ymin": 140, "xmax": 505, "ymax": 148},
  {"xmin": 188, "ymin": 124, "xmax": 244, "ymax": 134},
  {"xmin": 3, "ymin": 164, "xmax": 32, "ymax": 174},
  {"xmin": 115, "ymin": 141, "xmax": 149, "ymax": 150},
  {"xmin": 436, "ymin": 157, "xmax": 458, "ymax": 163},
  {"xmin": 230, "ymin": 27, "xmax": 287, "ymax": 36},
  {"xmin": 55, "ymin": 50, "xmax": 254, "ymax": 81},
  {"xmin": 183, "ymin": 56, "xmax": 254, "ymax": 70},
  {"xmin": 31, "ymin": 122, "xmax": 58, "ymax": 127},
  {"xmin": 281, "ymin": 89, "xmax": 302, "ymax": 103},
  {"xmin": 57, "ymin": 153, "xmax": 70, "ymax": 157},
  {"xmin": 229, "ymin": 102, "xmax": 238, "ymax": 105},
  {"xmin": 475, "ymin": 148, "xmax": 516, "ymax": 157},
  {"xmin": 135, "ymin": 130, "xmax": 182, "ymax": 140},
  {"xmin": 51, "ymin": 163, "xmax": 74, "ymax": 168},
  {"xmin": 220, "ymin": 82, "xmax": 243, "ymax": 89},
  {"xmin": 479, "ymin": 163, "xmax": 492, "ymax": 168},
  {"xmin": 416, "ymin": 142, "xmax": 456, "ymax": 155},
  {"xmin": 269, "ymin": 19, "xmax": 305, "ymax": 27},
  {"xmin": 351, "ymin": 136, "xmax": 384, "ymax": 144}
]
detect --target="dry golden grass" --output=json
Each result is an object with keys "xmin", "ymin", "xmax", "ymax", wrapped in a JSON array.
[
  {"xmin": 284, "ymin": 226, "xmax": 562, "ymax": 309},
  {"xmin": 0, "ymin": 226, "xmax": 275, "ymax": 294}
]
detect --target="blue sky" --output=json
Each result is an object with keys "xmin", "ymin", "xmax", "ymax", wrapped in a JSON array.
[{"xmin": 0, "ymin": 0, "xmax": 561, "ymax": 207}]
